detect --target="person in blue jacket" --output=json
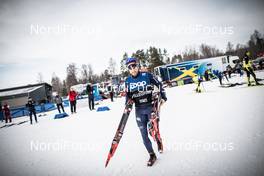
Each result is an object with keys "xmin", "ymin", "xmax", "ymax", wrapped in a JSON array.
[{"xmin": 125, "ymin": 57, "xmax": 167, "ymax": 166}]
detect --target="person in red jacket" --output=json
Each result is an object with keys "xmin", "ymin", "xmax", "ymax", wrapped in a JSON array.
[
  {"xmin": 69, "ymin": 87, "xmax": 78, "ymax": 114},
  {"xmin": 2, "ymin": 102, "xmax": 12, "ymax": 123}
]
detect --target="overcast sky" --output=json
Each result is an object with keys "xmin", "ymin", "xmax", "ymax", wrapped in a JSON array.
[{"xmin": 0, "ymin": 0, "xmax": 264, "ymax": 89}]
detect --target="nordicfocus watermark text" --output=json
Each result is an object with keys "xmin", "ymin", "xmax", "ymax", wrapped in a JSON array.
[
  {"xmin": 162, "ymin": 24, "xmax": 234, "ymax": 36},
  {"xmin": 30, "ymin": 140, "xmax": 234, "ymax": 152},
  {"xmin": 30, "ymin": 24, "xmax": 102, "ymax": 35},
  {"xmin": 165, "ymin": 140, "xmax": 234, "ymax": 152},
  {"xmin": 30, "ymin": 140, "xmax": 102, "ymax": 152}
]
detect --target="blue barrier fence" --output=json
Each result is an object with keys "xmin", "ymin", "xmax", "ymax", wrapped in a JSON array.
[
  {"xmin": 9, "ymin": 100, "xmax": 70, "ymax": 119},
  {"xmin": 5, "ymin": 96, "xmax": 101, "ymax": 119}
]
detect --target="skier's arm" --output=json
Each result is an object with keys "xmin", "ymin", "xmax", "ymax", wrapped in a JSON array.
[{"xmin": 149, "ymin": 73, "xmax": 167, "ymax": 102}]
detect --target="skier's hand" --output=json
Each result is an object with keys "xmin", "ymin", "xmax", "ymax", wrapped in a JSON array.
[
  {"xmin": 160, "ymin": 99, "xmax": 166, "ymax": 106},
  {"xmin": 158, "ymin": 99, "xmax": 166, "ymax": 113}
]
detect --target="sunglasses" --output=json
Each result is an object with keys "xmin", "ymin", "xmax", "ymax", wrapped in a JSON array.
[{"xmin": 127, "ymin": 63, "xmax": 138, "ymax": 70}]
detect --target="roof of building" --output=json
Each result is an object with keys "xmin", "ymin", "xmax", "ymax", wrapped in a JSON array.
[
  {"xmin": 0, "ymin": 83, "xmax": 51, "ymax": 92},
  {"xmin": 0, "ymin": 85, "xmax": 43, "ymax": 97}
]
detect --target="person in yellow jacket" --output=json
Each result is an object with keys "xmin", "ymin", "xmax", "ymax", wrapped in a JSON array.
[
  {"xmin": 243, "ymin": 51, "xmax": 260, "ymax": 86},
  {"xmin": 193, "ymin": 74, "xmax": 203, "ymax": 93}
]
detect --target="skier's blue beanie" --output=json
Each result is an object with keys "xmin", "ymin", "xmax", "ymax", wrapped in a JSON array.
[{"xmin": 125, "ymin": 57, "xmax": 137, "ymax": 65}]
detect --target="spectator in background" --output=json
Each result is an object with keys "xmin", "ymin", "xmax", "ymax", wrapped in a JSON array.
[
  {"xmin": 235, "ymin": 61, "xmax": 243, "ymax": 77},
  {"xmin": 86, "ymin": 83, "xmax": 95, "ymax": 110},
  {"xmin": 243, "ymin": 51, "xmax": 260, "ymax": 86},
  {"xmin": 26, "ymin": 97, "xmax": 38, "ymax": 124},
  {"xmin": 217, "ymin": 71, "xmax": 223, "ymax": 85},
  {"xmin": 69, "ymin": 87, "xmax": 77, "ymax": 114},
  {"xmin": 55, "ymin": 94, "xmax": 65, "ymax": 113},
  {"xmin": 109, "ymin": 89, "xmax": 114, "ymax": 102},
  {"xmin": 194, "ymin": 74, "xmax": 203, "ymax": 93},
  {"xmin": 0, "ymin": 102, "xmax": 3, "ymax": 122},
  {"xmin": 226, "ymin": 65, "xmax": 232, "ymax": 78},
  {"xmin": 217, "ymin": 71, "xmax": 229, "ymax": 86},
  {"xmin": 222, "ymin": 71, "xmax": 229, "ymax": 82},
  {"xmin": 207, "ymin": 69, "xmax": 217, "ymax": 80},
  {"xmin": 3, "ymin": 102, "xmax": 12, "ymax": 123},
  {"xmin": 204, "ymin": 70, "xmax": 209, "ymax": 81}
]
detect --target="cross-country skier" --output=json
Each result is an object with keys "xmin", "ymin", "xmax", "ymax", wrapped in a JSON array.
[
  {"xmin": 193, "ymin": 74, "xmax": 203, "ymax": 93},
  {"xmin": 243, "ymin": 51, "xmax": 260, "ymax": 86},
  {"xmin": 125, "ymin": 57, "xmax": 167, "ymax": 166}
]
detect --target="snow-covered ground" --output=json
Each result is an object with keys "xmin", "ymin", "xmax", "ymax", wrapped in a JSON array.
[{"xmin": 1, "ymin": 71, "xmax": 264, "ymax": 176}]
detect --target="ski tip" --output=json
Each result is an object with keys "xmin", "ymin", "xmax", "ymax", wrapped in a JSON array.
[
  {"xmin": 105, "ymin": 162, "xmax": 108, "ymax": 168},
  {"xmin": 105, "ymin": 159, "xmax": 110, "ymax": 168}
]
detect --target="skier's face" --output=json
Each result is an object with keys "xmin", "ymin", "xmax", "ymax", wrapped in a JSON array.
[{"xmin": 127, "ymin": 62, "xmax": 139, "ymax": 76}]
